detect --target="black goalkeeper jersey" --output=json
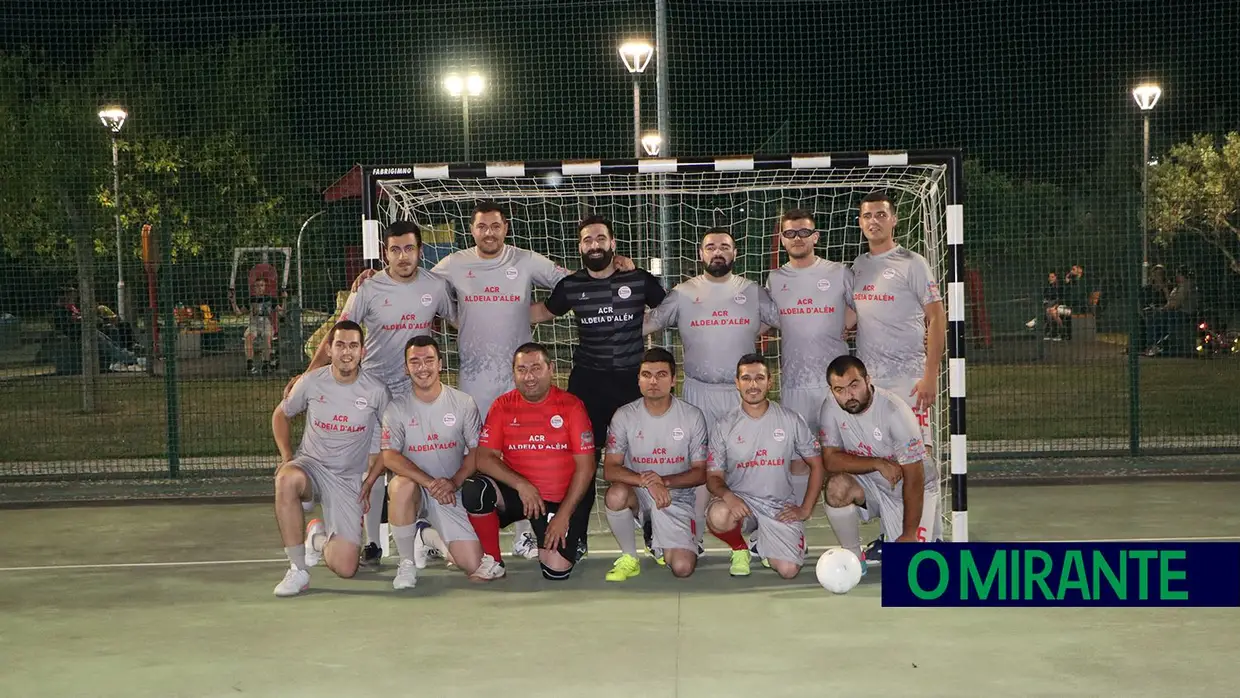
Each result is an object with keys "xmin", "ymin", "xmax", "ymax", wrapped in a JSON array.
[{"xmin": 545, "ymin": 268, "xmax": 667, "ymax": 372}]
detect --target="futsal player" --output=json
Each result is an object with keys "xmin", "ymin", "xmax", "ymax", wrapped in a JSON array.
[
  {"xmin": 270, "ymin": 320, "xmax": 391, "ymax": 597},
  {"xmin": 294, "ymin": 220, "xmax": 456, "ymax": 570},
  {"xmin": 643, "ymin": 228, "xmax": 780, "ymax": 546},
  {"xmin": 704, "ymin": 353, "xmax": 824, "ymax": 578},
  {"xmin": 818, "ymin": 355, "xmax": 938, "ymax": 569},
  {"xmin": 849, "ymin": 190, "xmax": 947, "ymax": 560},
  {"xmin": 457, "ymin": 343, "xmax": 596, "ymax": 579},
  {"xmin": 534, "ymin": 214, "xmax": 667, "ymax": 459},
  {"xmin": 601, "ymin": 347, "xmax": 708, "ymax": 581},
  {"xmin": 379, "ymin": 336, "xmax": 505, "ymax": 589}
]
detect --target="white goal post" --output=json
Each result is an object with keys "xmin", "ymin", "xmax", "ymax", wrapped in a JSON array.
[{"xmin": 358, "ymin": 151, "xmax": 968, "ymax": 542}]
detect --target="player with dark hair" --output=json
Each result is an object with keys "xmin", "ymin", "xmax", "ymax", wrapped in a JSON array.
[
  {"xmin": 601, "ymin": 347, "xmax": 708, "ymax": 581},
  {"xmin": 458, "ymin": 342, "xmax": 597, "ymax": 580},
  {"xmin": 379, "ymin": 335, "xmax": 503, "ymax": 589},
  {"xmin": 704, "ymin": 353, "xmax": 823, "ymax": 579},
  {"xmin": 271, "ymin": 320, "xmax": 391, "ymax": 597},
  {"xmin": 849, "ymin": 190, "xmax": 947, "ymax": 562},
  {"xmin": 818, "ymin": 354, "xmax": 938, "ymax": 572}
]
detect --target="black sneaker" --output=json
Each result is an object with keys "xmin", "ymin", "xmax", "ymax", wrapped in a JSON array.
[
  {"xmin": 862, "ymin": 536, "xmax": 883, "ymax": 567},
  {"xmin": 642, "ymin": 518, "xmax": 655, "ymax": 553},
  {"xmin": 360, "ymin": 542, "xmax": 382, "ymax": 570}
]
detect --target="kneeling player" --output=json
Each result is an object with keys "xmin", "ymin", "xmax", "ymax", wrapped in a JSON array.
[
  {"xmin": 602, "ymin": 348, "xmax": 708, "ymax": 580},
  {"xmin": 270, "ymin": 321, "xmax": 390, "ymax": 597},
  {"xmin": 380, "ymin": 336, "xmax": 504, "ymax": 589},
  {"xmin": 818, "ymin": 355, "xmax": 939, "ymax": 569},
  {"xmin": 705, "ymin": 354, "xmax": 824, "ymax": 579},
  {"xmin": 461, "ymin": 342, "xmax": 597, "ymax": 580}
]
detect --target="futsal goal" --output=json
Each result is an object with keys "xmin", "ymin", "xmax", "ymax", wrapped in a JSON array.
[{"xmin": 360, "ymin": 152, "xmax": 968, "ymax": 543}]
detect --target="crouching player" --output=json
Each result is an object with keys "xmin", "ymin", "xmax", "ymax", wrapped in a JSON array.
[
  {"xmin": 270, "ymin": 321, "xmax": 390, "ymax": 597},
  {"xmin": 818, "ymin": 355, "xmax": 940, "ymax": 572},
  {"xmin": 601, "ymin": 347, "xmax": 708, "ymax": 581},
  {"xmin": 379, "ymin": 336, "xmax": 505, "ymax": 589},
  {"xmin": 705, "ymin": 353, "xmax": 824, "ymax": 579},
  {"xmin": 461, "ymin": 342, "xmax": 597, "ymax": 580}
]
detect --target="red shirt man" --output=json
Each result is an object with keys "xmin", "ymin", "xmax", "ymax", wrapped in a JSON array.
[{"xmin": 462, "ymin": 342, "xmax": 597, "ymax": 580}]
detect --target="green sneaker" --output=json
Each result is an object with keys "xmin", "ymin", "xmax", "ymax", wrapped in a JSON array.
[
  {"xmin": 605, "ymin": 553, "xmax": 641, "ymax": 582},
  {"xmin": 729, "ymin": 549, "xmax": 751, "ymax": 577}
]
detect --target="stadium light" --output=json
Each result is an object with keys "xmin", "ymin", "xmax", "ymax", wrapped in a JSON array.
[
  {"xmin": 641, "ymin": 131, "xmax": 663, "ymax": 157},
  {"xmin": 618, "ymin": 40, "xmax": 655, "ymax": 158},
  {"xmin": 98, "ymin": 104, "xmax": 128, "ymax": 322},
  {"xmin": 443, "ymin": 71, "xmax": 485, "ymax": 161},
  {"xmin": 1132, "ymin": 82, "xmax": 1162, "ymax": 286}
]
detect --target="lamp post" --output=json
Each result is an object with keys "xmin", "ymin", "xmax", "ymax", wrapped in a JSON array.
[
  {"xmin": 618, "ymin": 40, "xmax": 654, "ymax": 158},
  {"xmin": 444, "ymin": 72, "xmax": 485, "ymax": 161},
  {"xmin": 1131, "ymin": 82, "xmax": 1162, "ymax": 287},
  {"xmin": 98, "ymin": 105, "xmax": 128, "ymax": 321}
]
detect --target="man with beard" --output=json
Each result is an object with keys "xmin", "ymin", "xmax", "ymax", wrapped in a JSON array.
[
  {"xmin": 643, "ymin": 228, "xmax": 780, "ymax": 545},
  {"xmin": 533, "ymin": 215, "xmax": 667, "ymax": 460},
  {"xmin": 818, "ymin": 354, "xmax": 938, "ymax": 573},
  {"xmin": 704, "ymin": 354, "xmax": 823, "ymax": 578}
]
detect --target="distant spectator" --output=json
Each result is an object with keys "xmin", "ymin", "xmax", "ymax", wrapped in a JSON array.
[
  {"xmin": 1042, "ymin": 271, "xmax": 1066, "ymax": 340},
  {"xmin": 1143, "ymin": 268, "xmax": 1196, "ymax": 355}
]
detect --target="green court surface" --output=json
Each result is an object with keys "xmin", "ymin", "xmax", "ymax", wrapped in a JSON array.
[{"xmin": 2, "ymin": 481, "xmax": 1239, "ymax": 698}]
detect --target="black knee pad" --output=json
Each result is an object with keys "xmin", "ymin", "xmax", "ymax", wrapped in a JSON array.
[
  {"xmin": 461, "ymin": 477, "xmax": 497, "ymax": 514},
  {"xmin": 540, "ymin": 562, "xmax": 573, "ymax": 581}
]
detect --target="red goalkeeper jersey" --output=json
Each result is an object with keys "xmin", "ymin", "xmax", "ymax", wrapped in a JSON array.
[{"xmin": 479, "ymin": 386, "xmax": 594, "ymax": 502}]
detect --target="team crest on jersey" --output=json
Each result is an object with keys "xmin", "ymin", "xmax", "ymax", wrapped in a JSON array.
[
  {"xmin": 773, "ymin": 428, "xmax": 786, "ymax": 442},
  {"xmin": 672, "ymin": 427, "xmax": 685, "ymax": 441},
  {"xmin": 443, "ymin": 413, "xmax": 456, "ymax": 427},
  {"xmin": 550, "ymin": 415, "xmax": 564, "ymax": 428},
  {"xmin": 505, "ymin": 267, "xmax": 519, "ymax": 280},
  {"xmin": 420, "ymin": 293, "xmax": 433, "ymax": 306},
  {"xmin": 354, "ymin": 397, "xmax": 369, "ymax": 410},
  {"xmin": 817, "ymin": 279, "xmax": 831, "ymax": 291},
  {"xmin": 733, "ymin": 294, "xmax": 747, "ymax": 305},
  {"xmin": 618, "ymin": 285, "xmax": 632, "ymax": 299},
  {"xmin": 882, "ymin": 268, "xmax": 897, "ymax": 280},
  {"xmin": 873, "ymin": 427, "xmax": 883, "ymax": 441}
]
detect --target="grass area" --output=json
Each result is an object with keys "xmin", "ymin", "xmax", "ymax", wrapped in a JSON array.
[{"xmin": 1, "ymin": 357, "xmax": 1238, "ymax": 463}]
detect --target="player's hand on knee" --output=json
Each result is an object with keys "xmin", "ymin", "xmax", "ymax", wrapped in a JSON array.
[
  {"xmin": 722, "ymin": 492, "xmax": 750, "ymax": 520},
  {"xmin": 776, "ymin": 503, "xmax": 810, "ymax": 523},
  {"xmin": 877, "ymin": 460, "xmax": 904, "ymax": 487},
  {"xmin": 648, "ymin": 482, "xmax": 672, "ymax": 509},
  {"xmin": 358, "ymin": 482, "xmax": 375, "ymax": 513},
  {"xmin": 544, "ymin": 515, "xmax": 569, "ymax": 550},
  {"xmin": 515, "ymin": 480, "xmax": 544, "ymax": 519},
  {"xmin": 427, "ymin": 478, "xmax": 456, "ymax": 505}
]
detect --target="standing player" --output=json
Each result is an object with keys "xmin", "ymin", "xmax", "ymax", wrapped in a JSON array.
[
  {"xmin": 818, "ymin": 355, "xmax": 938, "ymax": 568},
  {"xmin": 704, "ymin": 354, "xmax": 824, "ymax": 579},
  {"xmin": 850, "ymin": 190, "xmax": 947, "ymax": 559},
  {"xmin": 534, "ymin": 214, "xmax": 667, "ymax": 459},
  {"xmin": 459, "ymin": 343, "xmax": 597, "ymax": 580},
  {"xmin": 601, "ymin": 347, "xmax": 708, "ymax": 581},
  {"xmin": 295, "ymin": 220, "xmax": 456, "ymax": 570},
  {"xmin": 270, "ymin": 320, "xmax": 390, "ymax": 597},
  {"xmin": 379, "ymin": 336, "xmax": 506, "ymax": 589},
  {"xmin": 643, "ymin": 228, "xmax": 780, "ymax": 543}
]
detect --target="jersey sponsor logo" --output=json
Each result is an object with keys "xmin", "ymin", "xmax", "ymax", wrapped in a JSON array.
[
  {"xmin": 635, "ymin": 429, "xmax": 644, "ymax": 440},
  {"xmin": 882, "ymin": 268, "xmax": 897, "ymax": 279},
  {"xmin": 582, "ymin": 305, "xmax": 636, "ymax": 325},
  {"xmin": 927, "ymin": 280, "xmax": 941, "ymax": 298},
  {"xmin": 462, "ymin": 286, "xmax": 522, "ymax": 303},
  {"xmin": 633, "ymin": 447, "xmax": 686, "ymax": 466},
  {"xmin": 443, "ymin": 412, "xmax": 456, "ymax": 427},
  {"xmin": 550, "ymin": 414, "xmax": 564, "ymax": 428},
  {"xmin": 618, "ymin": 285, "xmax": 632, "ymax": 299},
  {"xmin": 816, "ymin": 278, "xmax": 831, "ymax": 291},
  {"xmin": 315, "ymin": 394, "xmax": 326, "ymax": 403},
  {"xmin": 846, "ymin": 441, "xmax": 876, "ymax": 458},
  {"xmin": 779, "ymin": 298, "xmax": 836, "ymax": 316},
  {"xmin": 689, "ymin": 309, "xmax": 752, "ymax": 328},
  {"xmin": 579, "ymin": 292, "xmax": 588, "ymax": 300},
  {"xmin": 873, "ymin": 427, "xmax": 883, "ymax": 441},
  {"xmin": 855, "ymin": 284, "xmax": 896, "ymax": 302},
  {"xmin": 672, "ymin": 427, "xmax": 685, "ymax": 441},
  {"xmin": 692, "ymin": 296, "xmax": 702, "ymax": 304},
  {"xmin": 408, "ymin": 416, "xmax": 419, "ymax": 427},
  {"xmin": 505, "ymin": 267, "xmax": 519, "ymax": 280},
  {"xmin": 382, "ymin": 298, "xmax": 392, "ymax": 306},
  {"xmin": 736, "ymin": 448, "xmax": 786, "ymax": 469},
  {"xmin": 420, "ymin": 293, "xmax": 433, "ymax": 306},
  {"xmin": 314, "ymin": 413, "xmax": 368, "ymax": 433},
  {"xmin": 779, "ymin": 283, "xmax": 789, "ymax": 292},
  {"xmin": 773, "ymin": 428, "xmax": 786, "ymax": 442},
  {"xmin": 480, "ymin": 425, "xmax": 490, "ymax": 440},
  {"xmin": 733, "ymin": 293, "xmax": 747, "ymax": 305},
  {"xmin": 407, "ymin": 437, "xmax": 461, "ymax": 454},
  {"xmin": 354, "ymin": 397, "xmax": 369, "ymax": 410},
  {"xmin": 380, "ymin": 312, "xmax": 434, "ymax": 331},
  {"xmin": 580, "ymin": 431, "xmax": 594, "ymax": 448}
]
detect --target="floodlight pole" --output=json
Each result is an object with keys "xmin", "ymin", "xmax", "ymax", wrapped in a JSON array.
[
  {"xmin": 619, "ymin": 41, "xmax": 654, "ymax": 159},
  {"xmin": 1132, "ymin": 82, "xmax": 1161, "ymax": 287},
  {"xmin": 462, "ymin": 96, "xmax": 472, "ymax": 162},
  {"xmin": 445, "ymin": 72, "xmax": 485, "ymax": 162},
  {"xmin": 632, "ymin": 77, "xmax": 641, "ymax": 158},
  {"xmin": 98, "ymin": 105, "xmax": 129, "ymax": 322}
]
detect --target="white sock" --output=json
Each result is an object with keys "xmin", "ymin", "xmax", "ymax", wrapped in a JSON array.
[
  {"xmin": 364, "ymin": 483, "xmax": 385, "ymax": 546},
  {"xmin": 825, "ymin": 504, "xmax": 863, "ymax": 559},
  {"xmin": 392, "ymin": 524, "xmax": 417, "ymax": 563},
  {"xmin": 605, "ymin": 506, "xmax": 638, "ymax": 557},
  {"xmin": 285, "ymin": 545, "xmax": 307, "ymax": 571}
]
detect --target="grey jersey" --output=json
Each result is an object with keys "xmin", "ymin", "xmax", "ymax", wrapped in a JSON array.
[
  {"xmin": 706, "ymin": 401, "xmax": 820, "ymax": 510},
  {"xmin": 432, "ymin": 245, "xmax": 568, "ymax": 400},
  {"xmin": 341, "ymin": 269, "xmax": 456, "ymax": 389},
  {"xmin": 851, "ymin": 246, "xmax": 942, "ymax": 382},
  {"xmin": 606, "ymin": 396, "xmax": 709, "ymax": 506},
  {"xmin": 765, "ymin": 258, "xmax": 854, "ymax": 388},
  {"xmin": 380, "ymin": 385, "xmax": 482, "ymax": 480},
  {"xmin": 281, "ymin": 366, "xmax": 390, "ymax": 476},
  {"xmin": 818, "ymin": 385, "xmax": 936, "ymax": 485},
  {"xmin": 644, "ymin": 274, "xmax": 779, "ymax": 384}
]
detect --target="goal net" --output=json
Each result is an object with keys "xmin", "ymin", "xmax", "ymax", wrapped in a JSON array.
[{"xmin": 367, "ymin": 153, "xmax": 967, "ymax": 543}]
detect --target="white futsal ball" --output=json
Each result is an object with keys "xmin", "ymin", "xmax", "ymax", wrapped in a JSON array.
[{"xmin": 815, "ymin": 548, "xmax": 863, "ymax": 594}]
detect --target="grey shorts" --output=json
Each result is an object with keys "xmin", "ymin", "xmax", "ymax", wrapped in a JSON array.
[
  {"xmin": 681, "ymin": 377, "xmax": 739, "ymax": 426},
  {"xmin": 246, "ymin": 317, "xmax": 273, "ymax": 341},
  {"xmin": 780, "ymin": 384, "xmax": 829, "ymax": 437},
  {"xmin": 459, "ymin": 373, "xmax": 513, "ymax": 422},
  {"xmin": 423, "ymin": 490, "xmax": 478, "ymax": 544},
  {"xmin": 293, "ymin": 457, "xmax": 364, "ymax": 546},
  {"xmin": 713, "ymin": 495, "xmax": 807, "ymax": 566},
  {"xmin": 636, "ymin": 489, "xmax": 697, "ymax": 554},
  {"xmin": 856, "ymin": 472, "xmax": 941, "ymax": 543}
]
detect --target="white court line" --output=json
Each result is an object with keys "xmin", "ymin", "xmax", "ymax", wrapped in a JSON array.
[{"xmin": 1, "ymin": 535, "xmax": 1238, "ymax": 573}]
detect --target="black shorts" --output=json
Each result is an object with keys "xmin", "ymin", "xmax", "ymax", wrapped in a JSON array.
[
  {"xmin": 568, "ymin": 367, "xmax": 641, "ymax": 455},
  {"xmin": 488, "ymin": 476, "xmax": 595, "ymax": 564}
]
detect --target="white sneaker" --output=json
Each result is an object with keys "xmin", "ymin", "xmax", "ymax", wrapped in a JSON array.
[
  {"xmin": 304, "ymin": 519, "xmax": 325, "ymax": 568},
  {"xmin": 414, "ymin": 523, "xmax": 447, "ymax": 570},
  {"xmin": 513, "ymin": 530, "xmax": 539, "ymax": 560},
  {"xmin": 392, "ymin": 559, "xmax": 418, "ymax": 590},
  {"xmin": 468, "ymin": 554, "xmax": 507, "ymax": 582},
  {"xmin": 274, "ymin": 565, "xmax": 310, "ymax": 597}
]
